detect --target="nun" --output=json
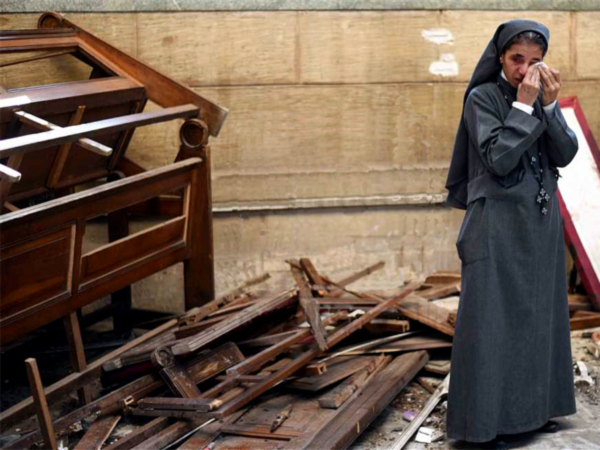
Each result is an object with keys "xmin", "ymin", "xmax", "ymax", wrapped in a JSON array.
[{"xmin": 444, "ymin": 19, "xmax": 578, "ymax": 446}]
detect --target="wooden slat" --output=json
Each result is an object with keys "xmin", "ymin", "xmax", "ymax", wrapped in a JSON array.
[
  {"xmin": 80, "ymin": 216, "xmax": 186, "ymax": 284},
  {"xmin": 7, "ymin": 342, "xmax": 242, "ymax": 449},
  {"xmin": 46, "ymin": 105, "xmax": 87, "ymax": 188},
  {"xmin": 1, "ymin": 105, "xmax": 198, "ymax": 158},
  {"xmin": 24, "ymin": 358, "xmax": 57, "ymax": 450},
  {"xmin": 171, "ymin": 289, "xmax": 297, "ymax": 355},
  {"xmin": 63, "ymin": 312, "xmax": 93, "ymax": 405},
  {"xmin": 104, "ymin": 418, "xmax": 170, "ymax": 450},
  {"xmin": 0, "ymin": 315, "xmax": 181, "ymax": 432},
  {"xmin": 74, "ymin": 415, "xmax": 120, "ymax": 450},
  {"xmin": 297, "ymin": 351, "xmax": 429, "ymax": 450},
  {"xmin": 212, "ymin": 282, "xmax": 419, "ymax": 419}
]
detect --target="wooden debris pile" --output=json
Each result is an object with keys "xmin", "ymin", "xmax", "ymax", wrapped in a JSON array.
[{"xmin": 1, "ymin": 260, "xmax": 464, "ymax": 450}]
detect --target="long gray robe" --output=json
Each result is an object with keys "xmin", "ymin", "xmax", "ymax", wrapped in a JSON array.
[{"xmin": 446, "ymin": 74, "xmax": 578, "ymax": 443}]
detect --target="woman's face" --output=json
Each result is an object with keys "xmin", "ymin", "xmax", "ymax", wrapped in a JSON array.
[{"xmin": 500, "ymin": 42, "xmax": 544, "ymax": 88}]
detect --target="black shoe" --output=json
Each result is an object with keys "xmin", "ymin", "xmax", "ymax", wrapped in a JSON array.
[
  {"xmin": 537, "ymin": 420, "xmax": 559, "ymax": 433},
  {"xmin": 480, "ymin": 436, "xmax": 509, "ymax": 449}
]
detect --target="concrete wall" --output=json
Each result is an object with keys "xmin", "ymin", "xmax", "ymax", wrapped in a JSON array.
[{"xmin": 2, "ymin": 5, "xmax": 598, "ymax": 312}]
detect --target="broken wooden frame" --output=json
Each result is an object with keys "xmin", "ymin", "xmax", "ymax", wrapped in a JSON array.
[{"xmin": 0, "ymin": 157, "xmax": 214, "ymax": 344}]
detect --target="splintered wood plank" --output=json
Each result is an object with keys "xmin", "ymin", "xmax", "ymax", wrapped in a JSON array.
[
  {"xmin": 286, "ymin": 357, "xmax": 374, "ymax": 392},
  {"xmin": 24, "ymin": 358, "xmax": 57, "ymax": 450},
  {"xmin": 151, "ymin": 347, "xmax": 202, "ymax": 398},
  {"xmin": 418, "ymin": 282, "xmax": 460, "ymax": 300},
  {"xmin": 0, "ymin": 316, "xmax": 180, "ymax": 433},
  {"xmin": 74, "ymin": 415, "xmax": 120, "ymax": 450},
  {"xmin": 397, "ymin": 293, "xmax": 455, "ymax": 336},
  {"xmin": 104, "ymin": 418, "xmax": 170, "ymax": 450},
  {"xmin": 171, "ymin": 289, "xmax": 297, "ymax": 355},
  {"xmin": 297, "ymin": 351, "xmax": 429, "ymax": 450},
  {"xmin": 7, "ymin": 343, "xmax": 242, "ymax": 450},
  {"xmin": 299, "ymin": 258, "xmax": 326, "ymax": 285},
  {"xmin": 341, "ymin": 333, "xmax": 452, "ymax": 355},
  {"xmin": 318, "ymin": 355, "xmax": 391, "ymax": 409},
  {"xmin": 212, "ymin": 282, "xmax": 419, "ymax": 418},
  {"xmin": 300, "ymin": 298, "xmax": 328, "ymax": 351}
]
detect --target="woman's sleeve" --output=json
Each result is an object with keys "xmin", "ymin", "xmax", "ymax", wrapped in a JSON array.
[
  {"xmin": 464, "ymin": 88, "xmax": 547, "ymax": 177},
  {"xmin": 542, "ymin": 105, "xmax": 578, "ymax": 167}
]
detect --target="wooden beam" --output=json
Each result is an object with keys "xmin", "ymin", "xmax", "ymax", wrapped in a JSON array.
[
  {"xmin": 171, "ymin": 289, "xmax": 297, "ymax": 355},
  {"xmin": 297, "ymin": 351, "xmax": 429, "ymax": 450},
  {"xmin": 14, "ymin": 109, "xmax": 111, "ymax": 156},
  {"xmin": 74, "ymin": 415, "xmax": 120, "ymax": 450},
  {"xmin": 24, "ymin": 358, "xmax": 58, "ymax": 450},
  {"xmin": 212, "ymin": 282, "xmax": 420, "ymax": 419},
  {"xmin": 46, "ymin": 105, "xmax": 87, "ymax": 188},
  {"xmin": 0, "ymin": 315, "xmax": 182, "ymax": 433},
  {"xmin": 1, "ymin": 105, "xmax": 198, "ymax": 158},
  {"xmin": 63, "ymin": 312, "xmax": 93, "ymax": 405}
]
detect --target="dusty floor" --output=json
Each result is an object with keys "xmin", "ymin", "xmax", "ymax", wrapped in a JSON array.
[{"xmin": 351, "ymin": 331, "xmax": 600, "ymax": 450}]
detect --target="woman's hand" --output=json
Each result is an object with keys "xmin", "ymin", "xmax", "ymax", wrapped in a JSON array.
[
  {"xmin": 517, "ymin": 64, "xmax": 540, "ymax": 106},
  {"xmin": 538, "ymin": 64, "xmax": 561, "ymax": 106}
]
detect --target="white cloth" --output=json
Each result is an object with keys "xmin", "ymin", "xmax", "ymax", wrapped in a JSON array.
[{"xmin": 501, "ymin": 70, "xmax": 557, "ymax": 118}]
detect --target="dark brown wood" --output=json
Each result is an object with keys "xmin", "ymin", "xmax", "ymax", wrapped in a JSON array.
[
  {"xmin": 74, "ymin": 415, "xmax": 120, "ymax": 450},
  {"xmin": 0, "ymin": 317, "xmax": 180, "ymax": 433},
  {"xmin": 63, "ymin": 311, "xmax": 93, "ymax": 405},
  {"xmin": 128, "ymin": 420, "xmax": 207, "ymax": 450},
  {"xmin": 237, "ymin": 330, "xmax": 300, "ymax": 348},
  {"xmin": 0, "ymin": 104, "xmax": 199, "ymax": 158},
  {"xmin": 299, "ymin": 257, "xmax": 326, "ymax": 285},
  {"xmin": 397, "ymin": 294, "xmax": 455, "ymax": 336},
  {"xmin": 104, "ymin": 418, "xmax": 170, "ymax": 450},
  {"xmin": 138, "ymin": 397, "xmax": 223, "ymax": 413},
  {"xmin": 181, "ymin": 273, "xmax": 270, "ymax": 326},
  {"xmin": 46, "ymin": 105, "xmax": 87, "ymax": 188},
  {"xmin": 151, "ymin": 347, "xmax": 202, "ymax": 398},
  {"xmin": 341, "ymin": 334, "xmax": 452, "ymax": 355},
  {"xmin": 418, "ymin": 282, "xmax": 460, "ymax": 300},
  {"xmin": 210, "ymin": 282, "xmax": 419, "ymax": 419},
  {"xmin": 7, "ymin": 343, "xmax": 241, "ymax": 449},
  {"xmin": 300, "ymin": 298, "xmax": 329, "ymax": 351},
  {"xmin": 39, "ymin": 13, "xmax": 228, "ymax": 137},
  {"xmin": 0, "ymin": 49, "xmax": 73, "ymax": 67},
  {"xmin": 0, "ymin": 159, "xmax": 210, "ymax": 344},
  {"xmin": 318, "ymin": 355, "xmax": 391, "ymax": 409},
  {"xmin": 364, "ymin": 318, "xmax": 410, "ymax": 334},
  {"xmin": 24, "ymin": 358, "xmax": 58, "ymax": 450},
  {"xmin": 570, "ymin": 313, "xmax": 600, "ymax": 330},
  {"xmin": 297, "ymin": 351, "xmax": 429, "ymax": 450},
  {"xmin": 184, "ymin": 146, "xmax": 215, "ymax": 309},
  {"xmin": 227, "ymin": 313, "xmax": 347, "ymax": 377},
  {"xmin": 287, "ymin": 357, "xmax": 374, "ymax": 392},
  {"xmin": 171, "ymin": 289, "xmax": 297, "ymax": 355},
  {"xmin": 106, "ymin": 173, "xmax": 133, "ymax": 334}
]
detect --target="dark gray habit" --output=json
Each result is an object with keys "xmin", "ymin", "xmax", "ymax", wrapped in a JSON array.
[{"xmin": 445, "ymin": 20, "xmax": 579, "ymax": 442}]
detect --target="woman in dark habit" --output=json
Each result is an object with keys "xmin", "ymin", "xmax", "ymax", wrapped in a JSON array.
[{"xmin": 444, "ymin": 19, "xmax": 578, "ymax": 447}]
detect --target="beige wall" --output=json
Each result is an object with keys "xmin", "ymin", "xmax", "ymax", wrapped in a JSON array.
[{"xmin": 2, "ymin": 11, "xmax": 597, "ymax": 310}]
